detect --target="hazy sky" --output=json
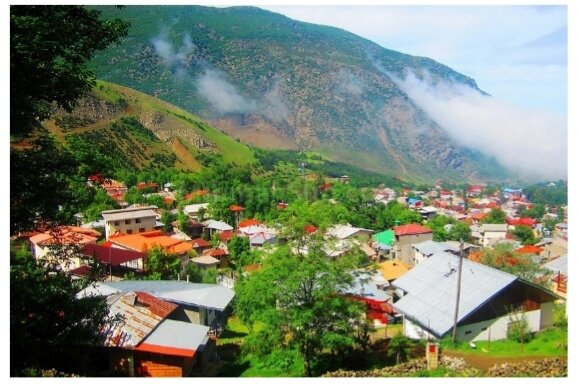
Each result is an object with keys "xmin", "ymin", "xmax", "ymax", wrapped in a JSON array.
[{"xmin": 261, "ymin": 5, "xmax": 567, "ymax": 118}]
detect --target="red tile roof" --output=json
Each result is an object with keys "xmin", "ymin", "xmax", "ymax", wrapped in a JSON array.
[
  {"xmin": 191, "ymin": 238, "xmax": 211, "ymax": 248},
  {"xmin": 203, "ymin": 248, "xmax": 227, "ymax": 257},
  {"xmin": 218, "ymin": 230, "xmax": 242, "ymax": 242},
  {"xmin": 507, "ymin": 218, "xmax": 537, "ymax": 227},
  {"xmin": 67, "ymin": 265, "xmax": 93, "ymax": 278},
  {"xmin": 81, "ymin": 243, "xmax": 144, "ymax": 266},
  {"xmin": 135, "ymin": 291, "xmax": 178, "ymax": 319},
  {"xmin": 238, "ymin": 218, "xmax": 261, "ymax": 228},
  {"xmin": 393, "ymin": 224, "xmax": 433, "ymax": 236},
  {"xmin": 109, "ymin": 231, "xmax": 192, "ymax": 255},
  {"xmin": 277, "ymin": 202, "xmax": 288, "ymax": 209},
  {"xmin": 29, "ymin": 226, "xmax": 100, "ymax": 246},
  {"xmin": 229, "ymin": 205, "xmax": 245, "ymax": 212},
  {"xmin": 136, "ymin": 182, "xmax": 159, "ymax": 190}
]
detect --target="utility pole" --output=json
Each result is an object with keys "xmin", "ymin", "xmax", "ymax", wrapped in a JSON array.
[{"xmin": 451, "ymin": 239, "xmax": 464, "ymax": 343}]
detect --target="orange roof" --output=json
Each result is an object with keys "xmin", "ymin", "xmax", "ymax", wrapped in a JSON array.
[
  {"xmin": 29, "ymin": 226, "xmax": 100, "ymax": 246},
  {"xmin": 163, "ymin": 197, "xmax": 175, "ymax": 204},
  {"xmin": 135, "ymin": 292, "xmax": 178, "ymax": 319},
  {"xmin": 238, "ymin": 218, "xmax": 261, "ymax": 228},
  {"xmin": 230, "ymin": 205, "xmax": 245, "ymax": 212},
  {"xmin": 516, "ymin": 245, "xmax": 544, "ymax": 255},
  {"xmin": 242, "ymin": 263, "xmax": 261, "ymax": 273},
  {"xmin": 109, "ymin": 231, "xmax": 192, "ymax": 254},
  {"xmin": 471, "ymin": 212, "xmax": 486, "ymax": 220},
  {"xmin": 393, "ymin": 224, "xmax": 432, "ymax": 236},
  {"xmin": 304, "ymin": 225, "xmax": 318, "ymax": 234}
]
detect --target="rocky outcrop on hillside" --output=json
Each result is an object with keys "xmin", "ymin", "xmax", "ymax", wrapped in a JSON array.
[
  {"xmin": 139, "ymin": 112, "xmax": 216, "ymax": 150},
  {"xmin": 53, "ymin": 94, "xmax": 123, "ymax": 130}
]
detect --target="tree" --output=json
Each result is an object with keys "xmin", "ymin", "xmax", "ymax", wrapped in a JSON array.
[
  {"xmin": 482, "ymin": 208, "xmax": 507, "ymax": 224},
  {"xmin": 11, "ymin": 5, "xmax": 129, "ymax": 136},
  {"xmin": 387, "ymin": 332, "xmax": 411, "ymax": 365},
  {"xmin": 10, "ymin": 243, "xmax": 111, "ymax": 375},
  {"xmin": 482, "ymin": 242, "xmax": 546, "ymax": 282},
  {"xmin": 512, "ymin": 225, "xmax": 538, "ymax": 245},
  {"xmin": 144, "ymin": 247, "xmax": 181, "ymax": 280},
  {"xmin": 235, "ymin": 237, "xmax": 368, "ymax": 376},
  {"xmin": 228, "ymin": 236, "xmax": 251, "ymax": 267}
]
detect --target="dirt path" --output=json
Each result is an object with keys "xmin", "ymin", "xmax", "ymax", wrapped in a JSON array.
[{"xmin": 443, "ymin": 349, "xmax": 567, "ymax": 371}]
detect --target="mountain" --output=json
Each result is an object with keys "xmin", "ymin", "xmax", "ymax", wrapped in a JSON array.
[
  {"xmin": 44, "ymin": 81, "xmax": 256, "ymax": 172},
  {"xmin": 89, "ymin": 5, "xmax": 508, "ymax": 182}
]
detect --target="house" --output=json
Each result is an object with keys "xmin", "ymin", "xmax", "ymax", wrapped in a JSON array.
[
  {"xmin": 392, "ymin": 224, "xmax": 433, "ymax": 265},
  {"xmin": 78, "ymin": 280, "xmax": 235, "ymax": 335},
  {"xmin": 81, "ymin": 242, "xmax": 145, "ymax": 273},
  {"xmin": 183, "ymin": 203, "xmax": 209, "ymax": 221},
  {"xmin": 108, "ymin": 230, "xmax": 193, "ymax": 265},
  {"xmin": 190, "ymin": 255, "xmax": 220, "ymax": 271},
  {"xmin": 203, "ymin": 248, "xmax": 229, "ymax": 267},
  {"xmin": 411, "ymin": 240, "xmax": 451, "ymax": 266},
  {"xmin": 202, "ymin": 219, "xmax": 233, "ymax": 239},
  {"xmin": 377, "ymin": 259, "xmax": 412, "ymax": 286},
  {"xmin": 98, "ymin": 291, "xmax": 213, "ymax": 377},
  {"xmin": 102, "ymin": 206, "xmax": 159, "ymax": 240},
  {"xmin": 543, "ymin": 255, "xmax": 567, "ymax": 297},
  {"xmin": 345, "ymin": 271, "xmax": 393, "ymax": 326},
  {"xmin": 191, "ymin": 238, "xmax": 212, "ymax": 254},
  {"xmin": 392, "ymin": 252, "xmax": 559, "ymax": 342},
  {"xmin": 327, "ymin": 224, "xmax": 374, "ymax": 241},
  {"xmin": 29, "ymin": 226, "xmax": 101, "ymax": 270},
  {"xmin": 417, "ymin": 206, "xmax": 438, "ymax": 220},
  {"xmin": 372, "ymin": 230, "xmax": 395, "ymax": 252},
  {"xmin": 536, "ymin": 237, "xmax": 568, "ymax": 261},
  {"xmin": 479, "ymin": 224, "xmax": 508, "ymax": 247}
]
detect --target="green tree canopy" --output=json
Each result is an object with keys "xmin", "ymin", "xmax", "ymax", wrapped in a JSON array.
[
  {"xmin": 235, "ymin": 236, "xmax": 369, "ymax": 376},
  {"xmin": 482, "ymin": 208, "xmax": 507, "ymax": 224},
  {"xmin": 482, "ymin": 242, "xmax": 547, "ymax": 282},
  {"xmin": 11, "ymin": 5, "xmax": 129, "ymax": 136}
]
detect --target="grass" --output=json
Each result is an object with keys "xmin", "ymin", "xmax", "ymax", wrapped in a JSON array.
[{"xmin": 441, "ymin": 326, "xmax": 567, "ymax": 358}]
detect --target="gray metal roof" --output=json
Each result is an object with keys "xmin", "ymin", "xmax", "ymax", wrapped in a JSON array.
[
  {"xmin": 392, "ymin": 251, "xmax": 517, "ymax": 337},
  {"xmin": 102, "ymin": 207, "xmax": 158, "ymax": 221},
  {"xmin": 345, "ymin": 271, "xmax": 390, "ymax": 302},
  {"xmin": 144, "ymin": 319, "xmax": 209, "ymax": 351},
  {"xmin": 79, "ymin": 280, "xmax": 234, "ymax": 311},
  {"xmin": 203, "ymin": 219, "xmax": 233, "ymax": 231},
  {"xmin": 544, "ymin": 255, "xmax": 567, "ymax": 276},
  {"xmin": 412, "ymin": 240, "xmax": 451, "ymax": 256}
]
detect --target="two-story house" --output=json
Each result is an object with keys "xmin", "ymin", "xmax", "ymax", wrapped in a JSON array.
[{"xmin": 102, "ymin": 206, "xmax": 159, "ymax": 240}]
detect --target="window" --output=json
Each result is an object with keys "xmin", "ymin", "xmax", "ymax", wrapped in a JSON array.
[
  {"xmin": 135, "ymin": 218, "xmax": 141, "ymax": 224},
  {"xmin": 127, "ymin": 229, "xmax": 133, "ymax": 234},
  {"xmin": 114, "ymin": 221, "xmax": 120, "ymax": 226},
  {"xmin": 125, "ymin": 219, "xmax": 131, "ymax": 225},
  {"xmin": 139, "ymin": 228, "xmax": 145, "ymax": 233}
]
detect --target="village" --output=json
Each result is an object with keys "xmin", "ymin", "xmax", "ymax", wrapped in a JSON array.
[{"xmin": 13, "ymin": 171, "xmax": 568, "ymax": 377}]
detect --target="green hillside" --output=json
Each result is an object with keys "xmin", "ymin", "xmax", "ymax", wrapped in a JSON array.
[
  {"xmin": 46, "ymin": 80, "xmax": 256, "ymax": 172},
  {"xmin": 88, "ymin": 5, "xmax": 508, "ymax": 183}
]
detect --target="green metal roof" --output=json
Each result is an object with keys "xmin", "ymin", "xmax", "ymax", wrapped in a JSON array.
[{"xmin": 372, "ymin": 230, "xmax": 395, "ymax": 246}]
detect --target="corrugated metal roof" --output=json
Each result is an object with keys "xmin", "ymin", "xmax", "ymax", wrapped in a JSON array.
[
  {"xmin": 392, "ymin": 252, "xmax": 516, "ymax": 337},
  {"xmin": 544, "ymin": 255, "xmax": 567, "ymax": 276},
  {"xmin": 141, "ymin": 319, "xmax": 209, "ymax": 353},
  {"xmin": 79, "ymin": 280, "xmax": 234, "ymax": 311},
  {"xmin": 482, "ymin": 224, "xmax": 508, "ymax": 232},
  {"xmin": 191, "ymin": 255, "xmax": 220, "ymax": 265},
  {"xmin": 102, "ymin": 291, "xmax": 177, "ymax": 348},
  {"xmin": 412, "ymin": 240, "xmax": 451, "ymax": 256},
  {"xmin": 102, "ymin": 207, "xmax": 158, "ymax": 222}
]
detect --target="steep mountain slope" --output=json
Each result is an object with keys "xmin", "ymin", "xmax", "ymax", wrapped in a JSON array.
[
  {"xmin": 90, "ymin": 5, "xmax": 507, "ymax": 182},
  {"xmin": 45, "ymin": 81, "xmax": 255, "ymax": 171}
]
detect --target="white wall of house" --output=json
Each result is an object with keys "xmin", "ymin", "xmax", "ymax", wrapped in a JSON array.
[
  {"xmin": 105, "ymin": 216, "xmax": 156, "ymax": 239},
  {"xmin": 32, "ymin": 243, "xmax": 83, "ymax": 270},
  {"xmin": 413, "ymin": 249, "xmax": 431, "ymax": 266},
  {"xmin": 403, "ymin": 302, "xmax": 556, "ymax": 342}
]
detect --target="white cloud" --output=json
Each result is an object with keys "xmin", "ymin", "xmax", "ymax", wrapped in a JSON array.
[
  {"xmin": 391, "ymin": 70, "xmax": 567, "ymax": 181},
  {"xmin": 196, "ymin": 69, "xmax": 256, "ymax": 114}
]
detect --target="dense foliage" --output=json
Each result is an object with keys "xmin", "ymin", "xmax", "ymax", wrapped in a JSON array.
[{"xmin": 235, "ymin": 235, "xmax": 371, "ymax": 376}]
